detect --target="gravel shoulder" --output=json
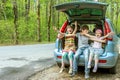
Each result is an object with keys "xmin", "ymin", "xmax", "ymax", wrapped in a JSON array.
[{"xmin": 28, "ymin": 55, "xmax": 120, "ymax": 80}]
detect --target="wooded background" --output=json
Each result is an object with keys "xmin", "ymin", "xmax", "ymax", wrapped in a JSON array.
[{"xmin": 0, "ymin": 0, "xmax": 120, "ymax": 45}]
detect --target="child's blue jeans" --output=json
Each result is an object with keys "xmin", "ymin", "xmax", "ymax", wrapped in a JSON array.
[{"xmin": 73, "ymin": 47, "xmax": 90, "ymax": 74}]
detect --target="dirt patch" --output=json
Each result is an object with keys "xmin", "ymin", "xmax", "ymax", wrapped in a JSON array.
[{"xmin": 28, "ymin": 56, "xmax": 120, "ymax": 80}]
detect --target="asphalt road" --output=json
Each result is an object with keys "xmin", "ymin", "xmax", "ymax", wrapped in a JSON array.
[{"xmin": 0, "ymin": 44, "xmax": 55, "ymax": 80}]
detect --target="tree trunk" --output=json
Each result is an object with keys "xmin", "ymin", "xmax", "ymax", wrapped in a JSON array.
[
  {"xmin": 25, "ymin": 0, "xmax": 30, "ymax": 39},
  {"xmin": 2, "ymin": 0, "xmax": 6, "ymax": 3},
  {"xmin": 33, "ymin": 0, "xmax": 37, "ymax": 12},
  {"xmin": 47, "ymin": 0, "xmax": 52, "ymax": 42},
  {"xmin": 28, "ymin": 0, "xmax": 30, "ymax": 15},
  {"xmin": 115, "ymin": 2, "xmax": 120, "ymax": 32},
  {"xmin": 51, "ymin": 0, "xmax": 55, "ymax": 27},
  {"xmin": 25, "ymin": 0, "xmax": 28, "ymax": 19},
  {"xmin": 46, "ymin": 1, "xmax": 48, "ymax": 40},
  {"xmin": 13, "ymin": 0, "xmax": 19, "ymax": 44},
  {"xmin": 37, "ymin": 0, "xmax": 41, "ymax": 42},
  {"xmin": 110, "ymin": 0, "xmax": 114, "ymax": 22},
  {"xmin": 1, "ymin": 3, "xmax": 7, "ymax": 20},
  {"xmin": 46, "ymin": 1, "xmax": 48, "ymax": 25},
  {"xmin": 25, "ymin": 0, "xmax": 30, "ymax": 20},
  {"xmin": 57, "ymin": 0, "xmax": 60, "ymax": 28}
]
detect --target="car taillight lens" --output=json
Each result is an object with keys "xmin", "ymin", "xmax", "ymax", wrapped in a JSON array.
[
  {"xmin": 99, "ymin": 60, "xmax": 107, "ymax": 63},
  {"xmin": 104, "ymin": 21, "xmax": 113, "ymax": 41},
  {"xmin": 57, "ymin": 56, "xmax": 62, "ymax": 59},
  {"xmin": 60, "ymin": 20, "xmax": 68, "ymax": 33}
]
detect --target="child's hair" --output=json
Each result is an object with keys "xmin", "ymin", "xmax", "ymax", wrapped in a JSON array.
[
  {"xmin": 95, "ymin": 29, "xmax": 102, "ymax": 34},
  {"xmin": 81, "ymin": 25, "xmax": 89, "ymax": 30},
  {"xmin": 67, "ymin": 25, "xmax": 73, "ymax": 29}
]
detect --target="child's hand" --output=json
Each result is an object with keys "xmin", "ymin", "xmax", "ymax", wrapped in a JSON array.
[
  {"xmin": 75, "ymin": 21, "xmax": 77, "ymax": 26},
  {"xmin": 108, "ymin": 32, "xmax": 114, "ymax": 36},
  {"xmin": 57, "ymin": 33, "xmax": 64, "ymax": 39}
]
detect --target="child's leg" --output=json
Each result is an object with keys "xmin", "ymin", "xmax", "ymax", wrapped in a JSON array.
[
  {"xmin": 61, "ymin": 52, "xmax": 67, "ymax": 67},
  {"xmin": 59, "ymin": 52, "xmax": 67, "ymax": 73},
  {"xmin": 73, "ymin": 48, "xmax": 82, "ymax": 72},
  {"xmin": 88, "ymin": 52, "xmax": 93, "ymax": 68},
  {"xmin": 68, "ymin": 51, "xmax": 74, "ymax": 74},
  {"xmin": 68, "ymin": 51, "xmax": 74, "ymax": 67},
  {"xmin": 93, "ymin": 54, "xmax": 99, "ymax": 72},
  {"xmin": 71, "ymin": 48, "xmax": 82, "ymax": 76}
]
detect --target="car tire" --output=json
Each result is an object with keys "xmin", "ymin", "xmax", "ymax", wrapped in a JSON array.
[
  {"xmin": 109, "ymin": 65, "xmax": 116, "ymax": 74},
  {"xmin": 57, "ymin": 63, "xmax": 61, "ymax": 68}
]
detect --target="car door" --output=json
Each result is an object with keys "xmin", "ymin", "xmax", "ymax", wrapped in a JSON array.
[
  {"xmin": 117, "ymin": 33, "xmax": 120, "ymax": 53},
  {"xmin": 54, "ymin": 1, "xmax": 108, "ymax": 21},
  {"xmin": 108, "ymin": 20, "xmax": 120, "ymax": 54},
  {"xmin": 114, "ymin": 36, "xmax": 120, "ymax": 56}
]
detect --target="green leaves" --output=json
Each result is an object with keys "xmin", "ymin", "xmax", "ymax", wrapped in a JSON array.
[{"xmin": 0, "ymin": 0, "xmax": 120, "ymax": 45}]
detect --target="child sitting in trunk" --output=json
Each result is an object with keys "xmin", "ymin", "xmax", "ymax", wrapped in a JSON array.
[
  {"xmin": 57, "ymin": 21, "xmax": 77, "ymax": 74},
  {"xmin": 83, "ymin": 29, "xmax": 113, "ymax": 72}
]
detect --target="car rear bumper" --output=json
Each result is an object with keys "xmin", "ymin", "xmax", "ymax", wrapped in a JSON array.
[{"xmin": 54, "ymin": 49, "xmax": 119, "ymax": 68}]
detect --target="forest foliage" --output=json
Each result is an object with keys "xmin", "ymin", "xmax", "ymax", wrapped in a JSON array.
[{"xmin": 0, "ymin": 0, "xmax": 120, "ymax": 45}]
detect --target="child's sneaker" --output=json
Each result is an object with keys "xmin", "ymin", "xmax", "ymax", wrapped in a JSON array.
[
  {"xmin": 87, "ymin": 64, "xmax": 91, "ymax": 68},
  {"xmin": 85, "ymin": 73, "xmax": 90, "ymax": 79},
  {"xmin": 68, "ymin": 67, "xmax": 72, "ymax": 74},
  {"xmin": 93, "ymin": 67, "xmax": 97, "ymax": 73},
  {"xmin": 70, "ymin": 71, "xmax": 77, "ymax": 77},
  {"xmin": 59, "ymin": 67, "xmax": 65, "ymax": 73}
]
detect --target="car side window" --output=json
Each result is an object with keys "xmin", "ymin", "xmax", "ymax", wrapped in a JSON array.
[
  {"xmin": 109, "ymin": 21, "xmax": 116, "ymax": 33},
  {"xmin": 110, "ymin": 22, "xmax": 120, "ymax": 38},
  {"xmin": 117, "ymin": 33, "xmax": 120, "ymax": 38}
]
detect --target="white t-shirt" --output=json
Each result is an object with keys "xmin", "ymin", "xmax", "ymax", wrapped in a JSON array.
[{"xmin": 92, "ymin": 37, "xmax": 104, "ymax": 48}]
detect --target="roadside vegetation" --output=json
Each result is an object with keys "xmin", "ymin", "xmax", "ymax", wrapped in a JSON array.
[{"xmin": 0, "ymin": 0, "xmax": 120, "ymax": 45}]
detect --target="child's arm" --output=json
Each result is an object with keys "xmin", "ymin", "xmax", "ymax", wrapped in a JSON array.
[
  {"xmin": 66, "ymin": 21, "xmax": 77, "ymax": 37},
  {"xmin": 57, "ymin": 31, "xmax": 67, "ymax": 39},
  {"xmin": 101, "ymin": 32, "xmax": 114, "ymax": 39},
  {"xmin": 90, "ymin": 38, "xmax": 106, "ymax": 43},
  {"xmin": 53, "ymin": 26, "xmax": 65, "ymax": 39},
  {"xmin": 83, "ymin": 33, "xmax": 96, "ymax": 38},
  {"xmin": 72, "ymin": 21, "xmax": 77, "ymax": 34},
  {"xmin": 57, "ymin": 33, "xmax": 64, "ymax": 39}
]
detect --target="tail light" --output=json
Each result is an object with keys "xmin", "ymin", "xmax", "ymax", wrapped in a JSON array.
[
  {"xmin": 104, "ymin": 21, "xmax": 113, "ymax": 41},
  {"xmin": 57, "ymin": 56, "xmax": 62, "ymax": 59},
  {"xmin": 99, "ymin": 60, "xmax": 107, "ymax": 63},
  {"xmin": 60, "ymin": 20, "xmax": 68, "ymax": 33}
]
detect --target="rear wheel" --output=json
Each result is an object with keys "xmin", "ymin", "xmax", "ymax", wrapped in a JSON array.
[
  {"xmin": 109, "ymin": 65, "xmax": 116, "ymax": 74},
  {"xmin": 57, "ymin": 63, "xmax": 61, "ymax": 68}
]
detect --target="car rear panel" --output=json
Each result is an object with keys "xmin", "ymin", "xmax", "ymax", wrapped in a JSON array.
[
  {"xmin": 54, "ymin": 39, "xmax": 118, "ymax": 68},
  {"xmin": 54, "ymin": 49, "xmax": 118, "ymax": 68}
]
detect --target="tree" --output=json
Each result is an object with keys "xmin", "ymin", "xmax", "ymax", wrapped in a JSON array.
[
  {"xmin": 25, "ymin": 0, "xmax": 30, "ymax": 20},
  {"xmin": 13, "ymin": 0, "xmax": 19, "ymax": 44},
  {"xmin": 57, "ymin": 0, "xmax": 60, "ymax": 28},
  {"xmin": 51, "ymin": 0, "xmax": 55, "ymax": 27},
  {"xmin": 1, "ymin": 1, "xmax": 7, "ymax": 20},
  {"xmin": 47, "ymin": 0, "xmax": 52, "ymax": 42},
  {"xmin": 110, "ymin": 0, "xmax": 114, "ymax": 22},
  {"xmin": 0, "ymin": 0, "xmax": 120, "ymax": 45},
  {"xmin": 37, "ymin": 0, "xmax": 41, "ymax": 42},
  {"xmin": 115, "ymin": 1, "xmax": 120, "ymax": 32}
]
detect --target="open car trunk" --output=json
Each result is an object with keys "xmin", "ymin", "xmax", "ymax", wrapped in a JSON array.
[{"xmin": 54, "ymin": 1, "xmax": 108, "ymax": 21}]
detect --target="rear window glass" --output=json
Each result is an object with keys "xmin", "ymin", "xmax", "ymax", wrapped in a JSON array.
[{"xmin": 66, "ymin": 8, "xmax": 103, "ymax": 16}]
